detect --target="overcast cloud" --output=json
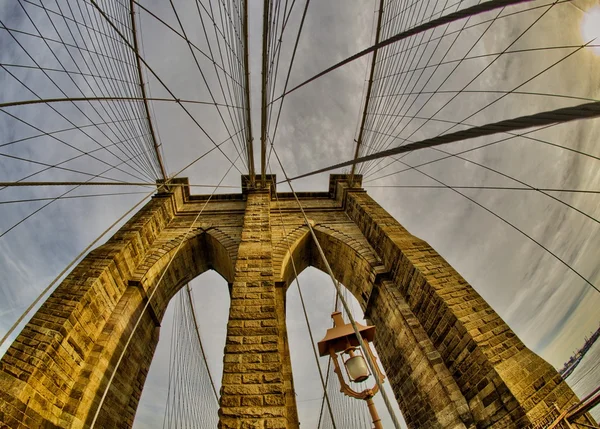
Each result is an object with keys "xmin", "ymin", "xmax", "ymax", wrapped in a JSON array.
[{"xmin": 1, "ymin": 0, "xmax": 600, "ymax": 427}]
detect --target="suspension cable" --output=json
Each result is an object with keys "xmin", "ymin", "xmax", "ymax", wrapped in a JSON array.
[
  {"xmin": 185, "ymin": 284, "xmax": 219, "ymax": 401},
  {"xmin": 273, "ymin": 0, "xmax": 535, "ymax": 102},
  {"xmin": 283, "ymin": 99, "xmax": 600, "ymax": 183}
]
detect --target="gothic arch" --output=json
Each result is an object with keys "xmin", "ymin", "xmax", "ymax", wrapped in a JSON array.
[
  {"xmin": 0, "ymin": 188, "xmax": 239, "ymax": 429},
  {"xmin": 129, "ymin": 227, "xmax": 237, "ymax": 320},
  {"xmin": 275, "ymin": 222, "xmax": 476, "ymax": 428},
  {"xmin": 276, "ymin": 223, "xmax": 384, "ymax": 312},
  {"xmin": 0, "ymin": 177, "xmax": 583, "ymax": 429},
  {"xmin": 73, "ymin": 227, "xmax": 236, "ymax": 427}
]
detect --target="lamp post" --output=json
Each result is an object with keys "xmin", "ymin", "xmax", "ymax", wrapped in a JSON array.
[{"xmin": 318, "ymin": 312, "xmax": 386, "ymax": 429}]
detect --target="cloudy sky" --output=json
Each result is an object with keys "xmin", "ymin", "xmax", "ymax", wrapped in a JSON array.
[{"xmin": 1, "ymin": 0, "xmax": 600, "ymax": 427}]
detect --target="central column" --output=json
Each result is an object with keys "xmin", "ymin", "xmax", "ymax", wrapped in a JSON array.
[{"xmin": 219, "ymin": 188, "xmax": 299, "ymax": 429}]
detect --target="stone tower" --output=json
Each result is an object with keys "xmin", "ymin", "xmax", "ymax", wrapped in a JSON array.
[{"xmin": 0, "ymin": 175, "xmax": 581, "ymax": 428}]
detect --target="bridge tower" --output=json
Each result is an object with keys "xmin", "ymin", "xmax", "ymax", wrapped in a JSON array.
[{"xmin": 0, "ymin": 175, "xmax": 582, "ymax": 428}]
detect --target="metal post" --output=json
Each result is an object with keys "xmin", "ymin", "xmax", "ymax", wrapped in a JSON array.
[{"xmin": 366, "ymin": 397, "xmax": 384, "ymax": 429}]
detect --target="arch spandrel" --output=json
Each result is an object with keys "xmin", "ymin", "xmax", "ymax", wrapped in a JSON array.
[
  {"xmin": 130, "ymin": 227, "xmax": 238, "ymax": 321},
  {"xmin": 273, "ymin": 218, "xmax": 385, "ymax": 311},
  {"xmin": 68, "ymin": 217, "xmax": 241, "ymax": 427},
  {"xmin": 0, "ymin": 175, "xmax": 588, "ymax": 429}
]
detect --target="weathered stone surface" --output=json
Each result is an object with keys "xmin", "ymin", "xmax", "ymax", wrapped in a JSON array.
[{"xmin": 0, "ymin": 175, "xmax": 586, "ymax": 428}]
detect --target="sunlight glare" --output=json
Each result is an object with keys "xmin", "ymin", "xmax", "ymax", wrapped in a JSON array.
[{"xmin": 581, "ymin": 5, "xmax": 600, "ymax": 55}]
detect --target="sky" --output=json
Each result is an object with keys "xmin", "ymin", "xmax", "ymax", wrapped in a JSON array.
[{"xmin": 1, "ymin": 0, "xmax": 600, "ymax": 427}]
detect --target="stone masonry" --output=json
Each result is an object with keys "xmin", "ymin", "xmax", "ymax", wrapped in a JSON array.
[{"xmin": 0, "ymin": 174, "xmax": 585, "ymax": 428}]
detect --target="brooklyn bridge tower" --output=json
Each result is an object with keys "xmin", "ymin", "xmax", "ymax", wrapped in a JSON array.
[{"xmin": 0, "ymin": 0, "xmax": 599, "ymax": 428}]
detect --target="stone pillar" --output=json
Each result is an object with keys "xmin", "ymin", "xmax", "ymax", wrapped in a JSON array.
[
  {"xmin": 341, "ymin": 182, "xmax": 581, "ymax": 427},
  {"xmin": 0, "ymin": 193, "xmax": 176, "ymax": 428},
  {"xmin": 218, "ymin": 189, "xmax": 299, "ymax": 429},
  {"xmin": 369, "ymin": 280, "xmax": 475, "ymax": 428}
]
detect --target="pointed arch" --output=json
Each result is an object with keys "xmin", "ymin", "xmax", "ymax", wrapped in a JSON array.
[{"xmin": 276, "ymin": 222, "xmax": 385, "ymax": 311}]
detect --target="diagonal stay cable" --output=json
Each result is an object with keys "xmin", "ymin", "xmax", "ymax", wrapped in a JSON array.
[
  {"xmin": 373, "ymin": 42, "xmax": 600, "ymax": 87},
  {"xmin": 171, "ymin": 0, "xmax": 246, "ymax": 168},
  {"xmin": 0, "ymin": 127, "xmax": 245, "ymax": 189},
  {"xmin": 78, "ymin": 0, "xmax": 161, "ymax": 180},
  {"xmin": 272, "ymin": 0, "xmax": 535, "ymax": 102},
  {"xmin": 131, "ymin": 0, "xmax": 242, "ymax": 86},
  {"xmin": 282, "ymin": 100, "xmax": 600, "ymax": 183},
  {"xmin": 6, "ymin": 3, "xmax": 157, "ymax": 181},
  {"xmin": 362, "ymin": 0, "xmax": 488, "ymax": 175},
  {"xmin": 168, "ymin": 0, "xmax": 247, "ymax": 171},
  {"xmin": 0, "ymin": 123, "xmax": 172, "ymax": 192},
  {"xmin": 360, "ymin": 0, "xmax": 464, "ymax": 177},
  {"xmin": 89, "ymin": 0, "xmax": 244, "ymax": 176},
  {"xmin": 0, "ymin": 63, "xmax": 136, "ymax": 86},
  {"xmin": 362, "ymin": 0, "xmax": 524, "ymax": 178},
  {"xmin": 382, "ymin": 2, "xmax": 577, "ymax": 166},
  {"xmin": 361, "ymin": 0, "xmax": 451, "ymax": 165},
  {"xmin": 0, "ymin": 66, "xmax": 154, "ymax": 183},
  {"xmin": 36, "ymin": 0, "xmax": 157, "ymax": 179},
  {"xmin": 0, "ymin": 135, "xmax": 150, "ymax": 185},
  {"xmin": 425, "ymin": 145, "xmax": 600, "ymax": 225},
  {"xmin": 358, "ymin": 123, "xmax": 600, "ymax": 228},
  {"xmin": 0, "ymin": 145, "xmax": 158, "ymax": 239},
  {"xmin": 201, "ymin": 0, "xmax": 248, "ymax": 166},
  {"xmin": 380, "ymin": 155, "xmax": 600, "ymax": 295}
]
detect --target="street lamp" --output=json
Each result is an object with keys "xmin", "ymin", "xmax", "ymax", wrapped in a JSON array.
[{"xmin": 318, "ymin": 312, "xmax": 386, "ymax": 429}]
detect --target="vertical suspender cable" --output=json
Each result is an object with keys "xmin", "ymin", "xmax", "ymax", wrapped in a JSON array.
[
  {"xmin": 349, "ymin": 0, "xmax": 385, "ymax": 188},
  {"xmin": 260, "ymin": 0, "xmax": 271, "ymax": 185},
  {"xmin": 185, "ymin": 284, "xmax": 219, "ymax": 402},
  {"xmin": 129, "ymin": 0, "xmax": 168, "ymax": 181},
  {"xmin": 242, "ymin": 0, "xmax": 256, "ymax": 186}
]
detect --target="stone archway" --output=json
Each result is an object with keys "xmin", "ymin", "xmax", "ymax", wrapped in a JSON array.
[
  {"xmin": 75, "ymin": 229, "xmax": 236, "ymax": 427},
  {"xmin": 271, "ymin": 180, "xmax": 582, "ymax": 428},
  {"xmin": 276, "ymin": 223, "xmax": 475, "ymax": 428},
  {"xmin": 0, "ymin": 175, "xmax": 584, "ymax": 429},
  {"xmin": 0, "ymin": 191, "xmax": 239, "ymax": 428}
]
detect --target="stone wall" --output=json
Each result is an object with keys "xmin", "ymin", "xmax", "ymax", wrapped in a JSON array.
[{"xmin": 0, "ymin": 175, "xmax": 583, "ymax": 429}]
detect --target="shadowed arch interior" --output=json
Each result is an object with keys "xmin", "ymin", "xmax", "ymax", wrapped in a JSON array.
[{"xmin": 132, "ymin": 229, "xmax": 236, "ymax": 321}]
